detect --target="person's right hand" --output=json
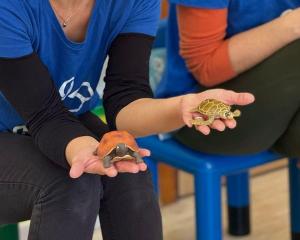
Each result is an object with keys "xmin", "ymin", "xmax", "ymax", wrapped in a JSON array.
[{"xmin": 66, "ymin": 136, "xmax": 149, "ymax": 179}]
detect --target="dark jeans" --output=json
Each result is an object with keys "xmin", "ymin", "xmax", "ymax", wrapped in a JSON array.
[
  {"xmin": 175, "ymin": 40, "xmax": 300, "ymax": 157},
  {"xmin": 0, "ymin": 112, "xmax": 162, "ymax": 240}
]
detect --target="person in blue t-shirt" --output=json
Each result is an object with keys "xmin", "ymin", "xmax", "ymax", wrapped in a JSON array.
[
  {"xmin": 157, "ymin": 1, "xmax": 300, "ymax": 160},
  {"xmin": 0, "ymin": 0, "xmax": 254, "ymax": 239}
]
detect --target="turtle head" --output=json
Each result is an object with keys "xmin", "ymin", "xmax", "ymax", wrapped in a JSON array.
[
  {"xmin": 224, "ymin": 110, "xmax": 241, "ymax": 119},
  {"xmin": 233, "ymin": 109, "xmax": 241, "ymax": 117},
  {"xmin": 115, "ymin": 143, "xmax": 128, "ymax": 156},
  {"xmin": 222, "ymin": 111, "xmax": 233, "ymax": 119}
]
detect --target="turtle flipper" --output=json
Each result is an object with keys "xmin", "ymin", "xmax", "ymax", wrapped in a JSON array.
[
  {"xmin": 191, "ymin": 115, "xmax": 215, "ymax": 126},
  {"xmin": 233, "ymin": 109, "xmax": 241, "ymax": 118},
  {"xmin": 103, "ymin": 155, "xmax": 113, "ymax": 168},
  {"xmin": 132, "ymin": 151, "xmax": 144, "ymax": 164}
]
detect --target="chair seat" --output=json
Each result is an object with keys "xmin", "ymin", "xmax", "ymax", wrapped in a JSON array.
[
  {"xmin": 0, "ymin": 224, "xmax": 19, "ymax": 240},
  {"xmin": 138, "ymin": 135, "xmax": 282, "ymax": 175}
]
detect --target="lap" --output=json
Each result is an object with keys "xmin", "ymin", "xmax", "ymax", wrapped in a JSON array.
[
  {"xmin": 0, "ymin": 132, "xmax": 70, "ymax": 223},
  {"xmin": 0, "ymin": 110, "xmax": 155, "ymax": 193},
  {"xmin": 0, "ymin": 111, "xmax": 105, "ymax": 224},
  {"xmin": 0, "ymin": 132, "xmax": 68, "ymax": 187},
  {"xmin": 0, "ymin": 111, "xmax": 108, "ymax": 185}
]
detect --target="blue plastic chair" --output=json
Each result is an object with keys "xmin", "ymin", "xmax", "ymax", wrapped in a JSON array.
[{"xmin": 138, "ymin": 136, "xmax": 300, "ymax": 240}]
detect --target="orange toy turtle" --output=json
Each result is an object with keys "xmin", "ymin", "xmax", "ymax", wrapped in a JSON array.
[{"xmin": 98, "ymin": 130, "xmax": 144, "ymax": 168}]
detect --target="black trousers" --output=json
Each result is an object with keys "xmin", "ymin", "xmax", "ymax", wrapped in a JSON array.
[
  {"xmin": 0, "ymin": 112, "xmax": 162, "ymax": 240},
  {"xmin": 175, "ymin": 40, "xmax": 300, "ymax": 158}
]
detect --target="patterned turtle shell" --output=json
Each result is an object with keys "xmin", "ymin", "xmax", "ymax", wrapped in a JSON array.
[
  {"xmin": 195, "ymin": 99, "xmax": 231, "ymax": 117},
  {"xmin": 191, "ymin": 99, "xmax": 241, "ymax": 126}
]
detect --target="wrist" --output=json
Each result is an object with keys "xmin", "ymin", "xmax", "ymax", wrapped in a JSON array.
[
  {"xmin": 66, "ymin": 136, "xmax": 99, "ymax": 165},
  {"xmin": 178, "ymin": 94, "xmax": 193, "ymax": 125}
]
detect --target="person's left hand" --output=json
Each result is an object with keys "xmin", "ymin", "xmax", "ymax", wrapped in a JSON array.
[{"xmin": 180, "ymin": 89, "xmax": 255, "ymax": 135}]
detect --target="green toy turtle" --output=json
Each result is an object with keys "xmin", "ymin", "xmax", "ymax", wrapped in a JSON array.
[{"xmin": 191, "ymin": 99, "xmax": 241, "ymax": 126}]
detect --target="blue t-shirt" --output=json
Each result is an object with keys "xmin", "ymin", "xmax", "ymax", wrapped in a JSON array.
[
  {"xmin": 156, "ymin": 0, "xmax": 300, "ymax": 98},
  {"xmin": 0, "ymin": 0, "xmax": 159, "ymax": 132}
]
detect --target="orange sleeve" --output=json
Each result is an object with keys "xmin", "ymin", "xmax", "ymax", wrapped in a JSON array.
[{"xmin": 177, "ymin": 5, "xmax": 236, "ymax": 87}]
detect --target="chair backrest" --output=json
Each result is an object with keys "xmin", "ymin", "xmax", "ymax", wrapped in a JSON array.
[
  {"xmin": 149, "ymin": 20, "xmax": 167, "ymax": 92},
  {"xmin": 155, "ymin": 4, "xmax": 199, "ymax": 98},
  {"xmin": 153, "ymin": 19, "xmax": 167, "ymax": 49}
]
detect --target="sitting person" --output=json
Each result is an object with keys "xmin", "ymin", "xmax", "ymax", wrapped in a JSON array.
[
  {"xmin": 157, "ymin": 1, "xmax": 300, "ymax": 158},
  {"xmin": 0, "ymin": 0, "xmax": 253, "ymax": 239}
]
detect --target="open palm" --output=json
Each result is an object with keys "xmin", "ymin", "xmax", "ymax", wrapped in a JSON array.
[
  {"xmin": 181, "ymin": 89, "xmax": 255, "ymax": 135},
  {"xmin": 69, "ymin": 146, "xmax": 150, "ymax": 179}
]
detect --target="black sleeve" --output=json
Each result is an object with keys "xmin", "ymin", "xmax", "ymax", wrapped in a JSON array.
[
  {"xmin": 0, "ymin": 53, "xmax": 96, "ymax": 169},
  {"xmin": 103, "ymin": 33, "xmax": 154, "ymax": 130}
]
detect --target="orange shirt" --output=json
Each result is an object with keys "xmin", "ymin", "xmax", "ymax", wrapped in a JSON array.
[{"xmin": 177, "ymin": 5, "xmax": 236, "ymax": 87}]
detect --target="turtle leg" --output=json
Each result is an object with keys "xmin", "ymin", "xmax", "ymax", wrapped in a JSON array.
[
  {"xmin": 191, "ymin": 115, "xmax": 215, "ymax": 126},
  {"xmin": 233, "ymin": 109, "xmax": 241, "ymax": 118},
  {"xmin": 132, "ymin": 151, "xmax": 144, "ymax": 164},
  {"xmin": 103, "ymin": 155, "xmax": 113, "ymax": 168}
]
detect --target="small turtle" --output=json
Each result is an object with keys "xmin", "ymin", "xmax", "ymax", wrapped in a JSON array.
[
  {"xmin": 97, "ymin": 130, "xmax": 144, "ymax": 168},
  {"xmin": 190, "ymin": 99, "xmax": 241, "ymax": 126}
]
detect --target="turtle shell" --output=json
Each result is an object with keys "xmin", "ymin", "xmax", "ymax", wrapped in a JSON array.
[
  {"xmin": 97, "ymin": 130, "xmax": 139, "ymax": 159},
  {"xmin": 196, "ymin": 99, "xmax": 231, "ymax": 116}
]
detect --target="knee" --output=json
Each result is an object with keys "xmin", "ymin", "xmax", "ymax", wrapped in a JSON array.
[
  {"xmin": 106, "ymin": 185, "xmax": 160, "ymax": 222},
  {"xmin": 102, "ymin": 170, "xmax": 155, "ymax": 196},
  {"xmin": 274, "ymin": 139, "xmax": 300, "ymax": 158},
  {"xmin": 109, "ymin": 186, "xmax": 162, "ymax": 232},
  {"xmin": 103, "ymin": 171, "xmax": 158, "ymax": 212},
  {"xmin": 274, "ymin": 126, "xmax": 300, "ymax": 158}
]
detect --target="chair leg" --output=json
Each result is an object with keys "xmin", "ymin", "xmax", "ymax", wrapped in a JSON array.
[
  {"xmin": 0, "ymin": 224, "xmax": 19, "ymax": 240},
  {"xmin": 194, "ymin": 172, "xmax": 222, "ymax": 240},
  {"xmin": 145, "ymin": 157, "xmax": 159, "ymax": 193},
  {"xmin": 288, "ymin": 158, "xmax": 300, "ymax": 240},
  {"xmin": 226, "ymin": 172, "xmax": 251, "ymax": 236}
]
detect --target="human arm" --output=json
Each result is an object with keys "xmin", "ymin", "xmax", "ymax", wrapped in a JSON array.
[
  {"xmin": 116, "ymin": 90, "xmax": 255, "ymax": 136},
  {"xmin": 176, "ymin": 5, "xmax": 300, "ymax": 87},
  {"xmin": 102, "ymin": 34, "xmax": 255, "ymax": 137},
  {"xmin": 0, "ymin": 53, "xmax": 151, "ymax": 178}
]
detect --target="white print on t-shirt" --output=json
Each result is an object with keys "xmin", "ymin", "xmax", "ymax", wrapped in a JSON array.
[
  {"xmin": 59, "ymin": 77, "xmax": 94, "ymax": 112},
  {"xmin": 12, "ymin": 125, "xmax": 28, "ymax": 135}
]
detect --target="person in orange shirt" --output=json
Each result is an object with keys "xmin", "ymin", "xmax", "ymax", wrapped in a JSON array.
[{"xmin": 163, "ymin": 1, "xmax": 300, "ymax": 157}]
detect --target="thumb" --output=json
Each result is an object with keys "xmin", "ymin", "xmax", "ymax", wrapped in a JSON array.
[
  {"xmin": 69, "ymin": 161, "xmax": 85, "ymax": 179},
  {"xmin": 221, "ymin": 90, "xmax": 255, "ymax": 106}
]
